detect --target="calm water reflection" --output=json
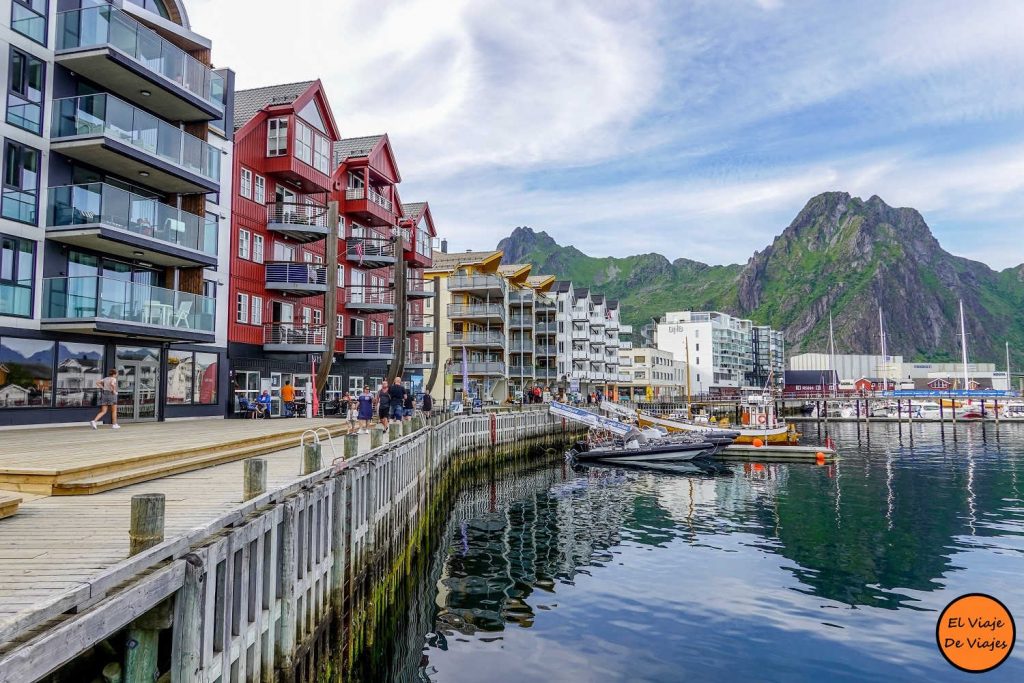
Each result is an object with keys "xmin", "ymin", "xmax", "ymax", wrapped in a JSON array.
[{"xmin": 371, "ymin": 423, "xmax": 1024, "ymax": 682}]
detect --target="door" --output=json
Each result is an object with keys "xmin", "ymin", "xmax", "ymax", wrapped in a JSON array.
[{"xmin": 116, "ymin": 346, "xmax": 161, "ymax": 421}]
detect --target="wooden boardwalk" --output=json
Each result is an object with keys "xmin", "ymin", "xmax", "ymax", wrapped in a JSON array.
[
  {"xmin": 0, "ymin": 419, "xmax": 366, "ymax": 640},
  {"xmin": 0, "ymin": 418, "xmax": 351, "ymax": 495}
]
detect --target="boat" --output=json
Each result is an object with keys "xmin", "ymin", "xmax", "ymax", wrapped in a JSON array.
[
  {"xmin": 567, "ymin": 431, "xmax": 719, "ymax": 463},
  {"xmin": 639, "ymin": 395, "xmax": 799, "ymax": 445},
  {"xmin": 997, "ymin": 401, "xmax": 1024, "ymax": 420}
]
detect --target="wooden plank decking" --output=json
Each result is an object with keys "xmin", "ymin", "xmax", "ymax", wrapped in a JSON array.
[
  {"xmin": 0, "ymin": 418, "xmax": 350, "ymax": 495},
  {"xmin": 0, "ymin": 422, "xmax": 368, "ymax": 648}
]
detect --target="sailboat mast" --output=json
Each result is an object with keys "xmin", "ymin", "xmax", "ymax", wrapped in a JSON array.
[
  {"xmin": 1007, "ymin": 341, "xmax": 1011, "ymax": 390},
  {"xmin": 959, "ymin": 299, "xmax": 970, "ymax": 389},
  {"xmin": 878, "ymin": 306, "xmax": 887, "ymax": 392},
  {"xmin": 829, "ymin": 312, "xmax": 837, "ymax": 396}
]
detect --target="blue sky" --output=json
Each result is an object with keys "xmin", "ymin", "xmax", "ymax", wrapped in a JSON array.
[{"xmin": 193, "ymin": 0, "xmax": 1024, "ymax": 268}]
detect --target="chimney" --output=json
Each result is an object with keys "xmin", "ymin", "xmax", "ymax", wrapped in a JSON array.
[{"xmin": 441, "ymin": 239, "xmax": 448, "ymax": 253}]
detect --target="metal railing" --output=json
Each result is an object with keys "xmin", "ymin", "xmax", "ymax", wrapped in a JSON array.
[
  {"xmin": 265, "ymin": 261, "xmax": 327, "ymax": 286},
  {"xmin": 508, "ymin": 339, "xmax": 535, "ymax": 353},
  {"xmin": 266, "ymin": 199, "xmax": 329, "ymax": 229},
  {"xmin": 447, "ymin": 331, "xmax": 506, "ymax": 347},
  {"xmin": 56, "ymin": 6, "xmax": 225, "ymax": 110},
  {"xmin": 43, "ymin": 276, "xmax": 215, "ymax": 332},
  {"xmin": 447, "ymin": 303, "xmax": 505, "ymax": 320},
  {"xmin": 570, "ymin": 328, "xmax": 588, "ymax": 340},
  {"xmin": 508, "ymin": 365, "xmax": 536, "ymax": 376},
  {"xmin": 344, "ymin": 336, "xmax": 395, "ymax": 356},
  {"xmin": 344, "ymin": 187, "xmax": 393, "ymax": 212},
  {"xmin": 509, "ymin": 290, "xmax": 534, "ymax": 303},
  {"xmin": 509, "ymin": 315, "xmax": 534, "ymax": 327},
  {"xmin": 406, "ymin": 277, "xmax": 433, "ymax": 296},
  {"xmin": 571, "ymin": 308, "xmax": 589, "ymax": 321},
  {"xmin": 534, "ymin": 322, "xmax": 558, "ymax": 334},
  {"xmin": 457, "ymin": 361, "xmax": 507, "ymax": 375},
  {"xmin": 47, "ymin": 182, "xmax": 217, "ymax": 255},
  {"xmin": 345, "ymin": 286, "xmax": 395, "ymax": 306},
  {"xmin": 535, "ymin": 344, "xmax": 557, "ymax": 356},
  {"xmin": 262, "ymin": 323, "xmax": 327, "ymax": 346},
  {"xmin": 51, "ymin": 93, "xmax": 221, "ymax": 182},
  {"xmin": 345, "ymin": 236, "xmax": 395, "ymax": 262},
  {"xmin": 448, "ymin": 274, "xmax": 506, "ymax": 292},
  {"xmin": 407, "ymin": 313, "xmax": 435, "ymax": 330},
  {"xmin": 619, "ymin": 324, "xmax": 634, "ymax": 334},
  {"xmin": 406, "ymin": 351, "xmax": 434, "ymax": 366}
]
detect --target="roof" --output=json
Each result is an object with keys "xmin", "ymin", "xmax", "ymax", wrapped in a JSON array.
[
  {"xmin": 333, "ymin": 135, "xmax": 385, "ymax": 162},
  {"xmin": 574, "ymin": 287, "xmax": 589, "ymax": 299},
  {"xmin": 606, "ymin": 299, "xmax": 619, "ymax": 310},
  {"xmin": 232, "ymin": 80, "xmax": 315, "ymax": 130},
  {"xmin": 551, "ymin": 281, "xmax": 572, "ymax": 293},
  {"xmin": 783, "ymin": 370, "xmax": 838, "ymax": 385},
  {"xmin": 401, "ymin": 202, "xmax": 426, "ymax": 221},
  {"xmin": 428, "ymin": 250, "xmax": 501, "ymax": 272},
  {"xmin": 591, "ymin": 293, "xmax": 604, "ymax": 304},
  {"xmin": 498, "ymin": 263, "xmax": 530, "ymax": 276}
]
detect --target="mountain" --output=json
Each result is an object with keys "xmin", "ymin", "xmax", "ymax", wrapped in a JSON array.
[{"xmin": 496, "ymin": 192, "xmax": 1024, "ymax": 366}]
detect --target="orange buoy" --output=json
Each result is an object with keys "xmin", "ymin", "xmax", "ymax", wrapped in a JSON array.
[
  {"xmin": 753, "ymin": 463, "xmax": 765, "ymax": 471},
  {"xmin": 752, "ymin": 438, "xmax": 764, "ymax": 448},
  {"xmin": 816, "ymin": 452, "xmax": 826, "ymax": 465}
]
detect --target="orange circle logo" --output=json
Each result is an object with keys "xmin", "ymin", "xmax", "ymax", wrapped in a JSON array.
[{"xmin": 936, "ymin": 593, "xmax": 1015, "ymax": 673}]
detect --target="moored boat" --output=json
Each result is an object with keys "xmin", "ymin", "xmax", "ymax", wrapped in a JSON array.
[{"xmin": 638, "ymin": 396, "xmax": 799, "ymax": 446}]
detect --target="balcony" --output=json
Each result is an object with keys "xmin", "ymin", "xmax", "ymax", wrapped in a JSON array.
[
  {"xmin": 508, "ymin": 339, "xmax": 534, "ymax": 353},
  {"xmin": 605, "ymin": 337, "xmax": 620, "ymax": 348},
  {"xmin": 345, "ymin": 236, "xmax": 396, "ymax": 269},
  {"xmin": 344, "ymin": 336, "xmax": 395, "ymax": 360},
  {"xmin": 51, "ymin": 94, "xmax": 220, "ymax": 194},
  {"xmin": 619, "ymin": 324, "xmax": 633, "ymax": 334},
  {"xmin": 406, "ymin": 313, "xmax": 435, "ymax": 333},
  {"xmin": 406, "ymin": 277, "xmax": 434, "ymax": 299},
  {"xmin": 343, "ymin": 187, "xmax": 395, "ymax": 227},
  {"xmin": 535, "ymin": 344, "xmax": 556, "ymax": 356},
  {"xmin": 590, "ymin": 315, "xmax": 606, "ymax": 328},
  {"xmin": 509, "ymin": 315, "xmax": 533, "ymax": 329},
  {"xmin": 606, "ymin": 319, "xmax": 619, "ymax": 331},
  {"xmin": 571, "ymin": 308, "xmax": 589, "ymax": 321},
  {"xmin": 447, "ymin": 331, "xmax": 506, "ymax": 348},
  {"xmin": 451, "ymin": 361, "xmax": 506, "ymax": 376},
  {"xmin": 534, "ymin": 321, "xmax": 557, "ymax": 335},
  {"xmin": 47, "ymin": 183, "xmax": 217, "ymax": 267},
  {"xmin": 570, "ymin": 327, "xmax": 588, "ymax": 341},
  {"xmin": 571, "ymin": 348, "xmax": 589, "ymax": 360},
  {"xmin": 448, "ymin": 274, "xmax": 505, "ymax": 296},
  {"xmin": 405, "ymin": 351, "xmax": 434, "ymax": 370},
  {"xmin": 42, "ymin": 276, "xmax": 215, "ymax": 343},
  {"xmin": 266, "ymin": 198, "xmax": 330, "ymax": 244},
  {"xmin": 535, "ymin": 297, "xmax": 556, "ymax": 310},
  {"xmin": 508, "ymin": 364, "xmax": 536, "ymax": 377},
  {"xmin": 345, "ymin": 286, "xmax": 396, "ymax": 312},
  {"xmin": 265, "ymin": 262, "xmax": 327, "ymax": 297},
  {"xmin": 620, "ymin": 340, "xmax": 633, "ymax": 350},
  {"xmin": 590, "ymin": 335, "xmax": 605, "ymax": 346},
  {"xmin": 263, "ymin": 324, "xmax": 327, "ymax": 352},
  {"xmin": 620, "ymin": 357, "xmax": 634, "ymax": 368},
  {"xmin": 448, "ymin": 303, "xmax": 505, "ymax": 322},
  {"xmin": 56, "ymin": 5, "xmax": 224, "ymax": 122},
  {"xmin": 509, "ymin": 290, "xmax": 534, "ymax": 305}
]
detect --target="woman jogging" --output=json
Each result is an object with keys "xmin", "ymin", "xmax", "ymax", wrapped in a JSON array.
[{"xmin": 90, "ymin": 369, "xmax": 120, "ymax": 430}]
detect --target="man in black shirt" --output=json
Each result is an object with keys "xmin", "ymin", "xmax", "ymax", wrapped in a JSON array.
[{"xmin": 389, "ymin": 377, "xmax": 407, "ymax": 421}]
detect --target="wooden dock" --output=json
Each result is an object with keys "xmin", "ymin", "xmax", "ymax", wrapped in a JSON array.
[{"xmin": 718, "ymin": 444, "xmax": 837, "ymax": 462}]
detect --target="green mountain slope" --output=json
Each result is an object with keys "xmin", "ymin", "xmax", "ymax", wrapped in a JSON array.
[{"xmin": 496, "ymin": 192, "xmax": 1024, "ymax": 365}]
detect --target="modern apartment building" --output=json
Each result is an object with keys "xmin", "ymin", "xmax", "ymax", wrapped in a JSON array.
[
  {"xmin": 550, "ymin": 281, "xmax": 627, "ymax": 399},
  {"xmin": 655, "ymin": 311, "xmax": 784, "ymax": 395},
  {"xmin": 618, "ymin": 346, "xmax": 687, "ymax": 400},
  {"xmin": 225, "ymin": 80, "xmax": 437, "ymax": 412},
  {"xmin": 0, "ymin": 0, "xmax": 234, "ymax": 426}
]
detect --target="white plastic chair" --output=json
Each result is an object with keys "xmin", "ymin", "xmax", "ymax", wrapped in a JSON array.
[{"xmin": 173, "ymin": 300, "xmax": 192, "ymax": 328}]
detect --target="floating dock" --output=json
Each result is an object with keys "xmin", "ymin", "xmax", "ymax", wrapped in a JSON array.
[{"xmin": 716, "ymin": 444, "xmax": 837, "ymax": 462}]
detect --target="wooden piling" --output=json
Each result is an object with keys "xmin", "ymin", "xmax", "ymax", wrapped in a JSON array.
[
  {"xmin": 302, "ymin": 443, "xmax": 322, "ymax": 475},
  {"xmin": 371, "ymin": 427, "xmax": 384, "ymax": 450},
  {"xmin": 403, "ymin": 419, "xmax": 413, "ymax": 436},
  {"xmin": 129, "ymin": 493, "xmax": 165, "ymax": 557},
  {"xmin": 170, "ymin": 554, "xmax": 204, "ymax": 683},
  {"xmin": 124, "ymin": 599, "xmax": 172, "ymax": 683},
  {"xmin": 275, "ymin": 501, "xmax": 298, "ymax": 674},
  {"xmin": 102, "ymin": 662, "xmax": 123, "ymax": 683},
  {"xmin": 344, "ymin": 433, "xmax": 359, "ymax": 459},
  {"xmin": 243, "ymin": 458, "xmax": 267, "ymax": 501},
  {"xmin": 389, "ymin": 423, "xmax": 401, "ymax": 442}
]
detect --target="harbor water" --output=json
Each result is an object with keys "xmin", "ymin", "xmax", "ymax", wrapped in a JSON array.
[{"xmin": 349, "ymin": 422, "xmax": 1024, "ymax": 681}]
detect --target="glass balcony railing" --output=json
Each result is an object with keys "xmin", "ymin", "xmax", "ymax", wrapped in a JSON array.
[
  {"xmin": 57, "ymin": 6, "xmax": 225, "ymax": 110},
  {"xmin": 448, "ymin": 274, "xmax": 506, "ymax": 292},
  {"xmin": 43, "ymin": 276, "xmax": 215, "ymax": 333},
  {"xmin": 51, "ymin": 93, "xmax": 221, "ymax": 182},
  {"xmin": 48, "ymin": 183, "xmax": 218, "ymax": 255}
]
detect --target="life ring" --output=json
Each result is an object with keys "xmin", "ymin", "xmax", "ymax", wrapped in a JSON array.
[{"xmin": 757, "ymin": 414, "xmax": 766, "ymax": 425}]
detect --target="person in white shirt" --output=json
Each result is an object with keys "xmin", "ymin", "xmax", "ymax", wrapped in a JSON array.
[{"xmin": 90, "ymin": 369, "xmax": 121, "ymax": 430}]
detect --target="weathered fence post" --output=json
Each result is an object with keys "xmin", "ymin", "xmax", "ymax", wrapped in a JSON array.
[
  {"xmin": 344, "ymin": 433, "xmax": 359, "ymax": 459},
  {"xmin": 330, "ymin": 476, "xmax": 347, "ymax": 615},
  {"xmin": 275, "ymin": 500, "xmax": 299, "ymax": 676},
  {"xmin": 371, "ymin": 427, "xmax": 384, "ymax": 449},
  {"xmin": 412, "ymin": 416, "xmax": 423, "ymax": 431},
  {"xmin": 243, "ymin": 458, "xmax": 267, "ymax": 501},
  {"xmin": 403, "ymin": 419, "xmax": 413, "ymax": 436},
  {"xmin": 389, "ymin": 422, "xmax": 401, "ymax": 442},
  {"xmin": 125, "ymin": 599, "xmax": 172, "ymax": 683},
  {"xmin": 303, "ymin": 442, "xmax": 322, "ymax": 474},
  {"xmin": 129, "ymin": 493, "xmax": 165, "ymax": 556},
  {"xmin": 170, "ymin": 553, "xmax": 205, "ymax": 683}
]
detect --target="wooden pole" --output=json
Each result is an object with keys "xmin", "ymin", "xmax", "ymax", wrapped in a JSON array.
[
  {"xmin": 389, "ymin": 422, "xmax": 401, "ymax": 442},
  {"xmin": 344, "ymin": 433, "xmax": 359, "ymax": 459},
  {"xmin": 170, "ymin": 554, "xmax": 204, "ymax": 683},
  {"xmin": 243, "ymin": 458, "xmax": 267, "ymax": 501},
  {"xmin": 371, "ymin": 427, "xmax": 384, "ymax": 449},
  {"xmin": 125, "ymin": 600, "xmax": 172, "ymax": 683},
  {"xmin": 403, "ymin": 419, "xmax": 413, "ymax": 436},
  {"xmin": 275, "ymin": 501, "xmax": 298, "ymax": 674},
  {"xmin": 316, "ymin": 201, "xmax": 340, "ymax": 396},
  {"xmin": 129, "ymin": 493, "xmax": 165, "ymax": 557},
  {"xmin": 302, "ymin": 443, "xmax": 322, "ymax": 475}
]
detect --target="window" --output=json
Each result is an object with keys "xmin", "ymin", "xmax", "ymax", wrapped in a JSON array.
[
  {"xmin": 254, "ymin": 175, "xmax": 265, "ymax": 204},
  {"xmin": 303, "ymin": 251, "xmax": 313, "ymax": 264},
  {"xmin": 7, "ymin": 48, "xmax": 44, "ymax": 134},
  {"xmin": 0, "ymin": 234, "xmax": 33, "ymax": 317},
  {"xmin": 273, "ymin": 241, "xmax": 295, "ymax": 261},
  {"xmin": 238, "ymin": 229, "xmax": 250, "ymax": 259},
  {"xmin": 252, "ymin": 234, "xmax": 264, "ymax": 264},
  {"xmin": 2, "ymin": 139, "xmax": 40, "ymax": 224},
  {"xmin": 336, "ymin": 264, "xmax": 345, "ymax": 287},
  {"xmin": 11, "ymin": 0, "xmax": 47, "ymax": 45},
  {"xmin": 313, "ymin": 309, "xmax": 322, "ymax": 325},
  {"xmin": 352, "ymin": 318, "xmax": 365, "ymax": 336},
  {"xmin": 267, "ymin": 117, "xmax": 288, "ymax": 156},
  {"xmin": 166, "ymin": 350, "xmax": 219, "ymax": 405},
  {"xmin": 203, "ymin": 280, "xmax": 217, "ymax": 299},
  {"xmin": 294, "ymin": 121, "xmax": 312, "ymax": 165},
  {"xmin": 236, "ymin": 293, "xmax": 249, "ymax": 323},
  {"xmin": 54, "ymin": 342, "xmax": 103, "ymax": 407},
  {"xmin": 0, "ymin": 336, "xmax": 53, "ymax": 407},
  {"xmin": 313, "ymin": 134, "xmax": 330, "ymax": 173},
  {"xmin": 695, "ymin": 343, "xmax": 699, "ymax": 352},
  {"xmin": 251, "ymin": 295, "xmax": 263, "ymax": 325},
  {"xmin": 301, "ymin": 306, "xmax": 311, "ymax": 325},
  {"xmin": 336, "ymin": 314, "xmax": 343, "ymax": 331},
  {"xmin": 239, "ymin": 167, "xmax": 252, "ymax": 199}
]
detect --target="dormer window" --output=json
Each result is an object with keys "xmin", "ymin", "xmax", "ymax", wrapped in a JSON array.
[{"xmin": 267, "ymin": 117, "xmax": 288, "ymax": 157}]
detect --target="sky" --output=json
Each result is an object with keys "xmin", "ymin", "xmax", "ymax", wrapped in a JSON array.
[{"xmin": 190, "ymin": 0, "xmax": 1024, "ymax": 269}]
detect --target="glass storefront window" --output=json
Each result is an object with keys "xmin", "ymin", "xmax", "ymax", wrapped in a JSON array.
[
  {"xmin": 55, "ymin": 342, "xmax": 103, "ymax": 407},
  {"xmin": 165, "ymin": 349, "xmax": 192, "ymax": 404},
  {"xmin": 0, "ymin": 336, "xmax": 53, "ymax": 407},
  {"xmin": 194, "ymin": 352, "xmax": 217, "ymax": 405}
]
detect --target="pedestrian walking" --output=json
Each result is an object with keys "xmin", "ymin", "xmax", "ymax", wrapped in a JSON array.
[
  {"xmin": 344, "ymin": 391, "xmax": 358, "ymax": 431},
  {"xmin": 377, "ymin": 380, "xmax": 391, "ymax": 429},
  {"xmin": 389, "ymin": 377, "xmax": 406, "ymax": 421},
  {"xmin": 422, "ymin": 392, "xmax": 433, "ymax": 418},
  {"xmin": 90, "ymin": 369, "xmax": 120, "ymax": 430},
  {"xmin": 357, "ymin": 386, "xmax": 374, "ymax": 433}
]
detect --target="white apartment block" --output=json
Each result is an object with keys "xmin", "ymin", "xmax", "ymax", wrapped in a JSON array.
[
  {"xmin": 618, "ymin": 346, "xmax": 687, "ymax": 400},
  {"xmin": 656, "ymin": 311, "xmax": 784, "ymax": 394},
  {"xmin": 550, "ymin": 281, "xmax": 627, "ymax": 398}
]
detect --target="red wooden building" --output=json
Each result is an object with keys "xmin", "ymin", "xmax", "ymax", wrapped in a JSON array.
[{"xmin": 227, "ymin": 81, "xmax": 436, "ymax": 411}]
